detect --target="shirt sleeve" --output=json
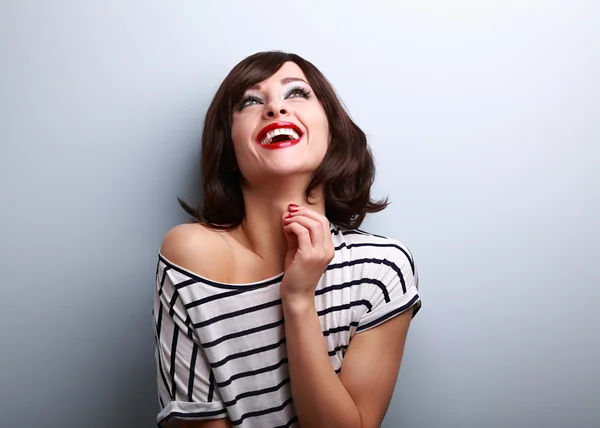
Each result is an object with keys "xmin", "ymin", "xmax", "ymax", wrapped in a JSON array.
[
  {"xmin": 153, "ymin": 261, "xmax": 228, "ymax": 427},
  {"xmin": 356, "ymin": 241, "xmax": 421, "ymax": 333}
]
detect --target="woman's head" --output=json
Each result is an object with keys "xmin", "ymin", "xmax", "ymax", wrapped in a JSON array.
[
  {"xmin": 180, "ymin": 51, "xmax": 388, "ymax": 229},
  {"xmin": 230, "ymin": 60, "xmax": 330, "ymax": 186}
]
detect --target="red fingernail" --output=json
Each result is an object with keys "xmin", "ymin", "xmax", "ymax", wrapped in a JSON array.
[{"xmin": 285, "ymin": 214, "xmax": 293, "ymax": 219}]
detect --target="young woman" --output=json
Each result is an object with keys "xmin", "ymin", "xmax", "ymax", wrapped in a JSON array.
[{"xmin": 153, "ymin": 51, "xmax": 421, "ymax": 428}]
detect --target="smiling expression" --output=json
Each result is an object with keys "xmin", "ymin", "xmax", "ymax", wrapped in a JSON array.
[{"xmin": 230, "ymin": 61, "xmax": 330, "ymax": 184}]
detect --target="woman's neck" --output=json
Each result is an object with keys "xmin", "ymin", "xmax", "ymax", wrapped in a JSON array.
[{"xmin": 237, "ymin": 181, "xmax": 325, "ymax": 269}]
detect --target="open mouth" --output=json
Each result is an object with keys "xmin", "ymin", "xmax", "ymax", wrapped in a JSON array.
[{"xmin": 256, "ymin": 121, "xmax": 304, "ymax": 148}]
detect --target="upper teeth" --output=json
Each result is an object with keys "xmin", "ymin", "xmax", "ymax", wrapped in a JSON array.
[{"xmin": 260, "ymin": 128, "xmax": 300, "ymax": 144}]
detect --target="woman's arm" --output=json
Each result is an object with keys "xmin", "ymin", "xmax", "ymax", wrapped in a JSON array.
[
  {"xmin": 179, "ymin": 419, "xmax": 232, "ymax": 428},
  {"xmin": 281, "ymin": 208, "xmax": 415, "ymax": 428},
  {"xmin": 282, "ymin": 297, "xmax": 362, "ymax": 428},
  {"xmin": 283, "ymin": 296, "xmax": 412, "ymax": 428}
]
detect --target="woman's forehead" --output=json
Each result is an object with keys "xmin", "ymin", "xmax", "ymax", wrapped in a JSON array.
[{"xmin": 248, "ymin": 62, "xmax": 309, "ymax": 91}]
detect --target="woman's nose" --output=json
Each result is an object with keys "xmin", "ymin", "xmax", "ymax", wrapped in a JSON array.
[
  {"xmin": 267, "ymin": 108, "xmax": 287, "ymax": 117},
  {"xmin": 264, "ymin": 103, "xmax": 289, "ymax": 119}
]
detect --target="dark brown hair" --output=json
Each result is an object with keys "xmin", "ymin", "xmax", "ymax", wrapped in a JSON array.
[{"xmin": 179, "ymin": 51, "xmax": 388, "ymax": 229}]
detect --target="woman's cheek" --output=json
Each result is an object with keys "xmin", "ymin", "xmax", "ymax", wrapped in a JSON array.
[{"xmin": 230, "ymin": 120, "xmax": 248, "ymax": 149}]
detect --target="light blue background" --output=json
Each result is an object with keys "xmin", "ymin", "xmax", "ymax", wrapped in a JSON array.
[{"xmin": 1, "ymin": 1, "xmax": 598, "ymax": 427}]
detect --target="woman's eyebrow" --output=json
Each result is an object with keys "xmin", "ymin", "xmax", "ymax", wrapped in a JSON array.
[
  {"xmin": 281, "ymin": 77, "xmax": 309, "ymax": 85},
  {"xmin": 248, "ymin": 77, "xmax": 309, "ymax": 90}
]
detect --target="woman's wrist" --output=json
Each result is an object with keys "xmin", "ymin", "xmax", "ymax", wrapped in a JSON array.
[{"xmin": 280, "ymin": 288, "xmax": 316, "ymax": 314}]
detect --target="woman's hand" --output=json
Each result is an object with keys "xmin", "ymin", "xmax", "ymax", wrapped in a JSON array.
[{"xmin": 281, "ymin": 204, "xmax": 335, "ymax": 304}]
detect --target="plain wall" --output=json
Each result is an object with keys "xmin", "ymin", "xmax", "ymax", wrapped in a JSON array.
[{"xmin": 1, "ymin": 1, "xmax": 598, "ymax": 427}]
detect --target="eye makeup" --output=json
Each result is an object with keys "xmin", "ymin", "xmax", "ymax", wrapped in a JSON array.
[
  {"xmin": 237, "ymin": 94, "xmax": 262, "ymax": 111},
  {"xmin": 236, "ymin": 82, "xmax": 312, "ymax": 111},
  {"xmin": 285, "ymin": 86, "xmax": 311, "ymax": 100}
]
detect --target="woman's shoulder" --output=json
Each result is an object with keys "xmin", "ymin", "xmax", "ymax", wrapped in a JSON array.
[{"xmin": 159, "ymin": 222, "xmax": 231, "ymax": 279}]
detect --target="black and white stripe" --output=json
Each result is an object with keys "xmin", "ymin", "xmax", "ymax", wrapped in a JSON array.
[{"xmin": 154, "ymin": 223, "xmax": 421, "ymax": 427}]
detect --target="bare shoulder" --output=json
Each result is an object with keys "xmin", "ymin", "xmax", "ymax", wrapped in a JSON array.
[{"xmin": 160, "ymin": 223, "xmax": 232, "ymax": 280}]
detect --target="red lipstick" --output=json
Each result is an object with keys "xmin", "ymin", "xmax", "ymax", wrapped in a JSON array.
[{"xmin": 256, "ymin": 121, "xmax": 304, "ymax": 150}]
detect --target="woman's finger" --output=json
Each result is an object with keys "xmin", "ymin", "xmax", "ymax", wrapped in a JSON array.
[
  {"xmin": 289, "ymin": 207, "xmax": 330, "ymax": 228},
  {"xmin": 282, "ymin": 215, "xmax": 299, "ymax": 252},
  {"xmin": 284, "ymin": 214, "xmax": 323, "ymax": 247},
  {"xmin": 287, "ymin": 207, "xmax": 332, "ymax": 247},
  {"xmin": 283, "ymin": 221, "xmax": 312, "ymax": 251}
]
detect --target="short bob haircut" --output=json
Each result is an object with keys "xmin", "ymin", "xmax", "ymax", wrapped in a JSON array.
[{"xmin": 180, "ymin": 51, "xmax": 388, "ymax": 229}]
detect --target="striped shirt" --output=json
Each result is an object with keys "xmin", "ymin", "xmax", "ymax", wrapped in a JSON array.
[{"xmin": 153, "ymin": 223, "xmax": 421, "ymax": 427}]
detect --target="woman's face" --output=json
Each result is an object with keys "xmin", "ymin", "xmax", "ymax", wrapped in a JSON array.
[{"xmin": 231, "ymin": 61, "xmax": 330, "ymax": 185}]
